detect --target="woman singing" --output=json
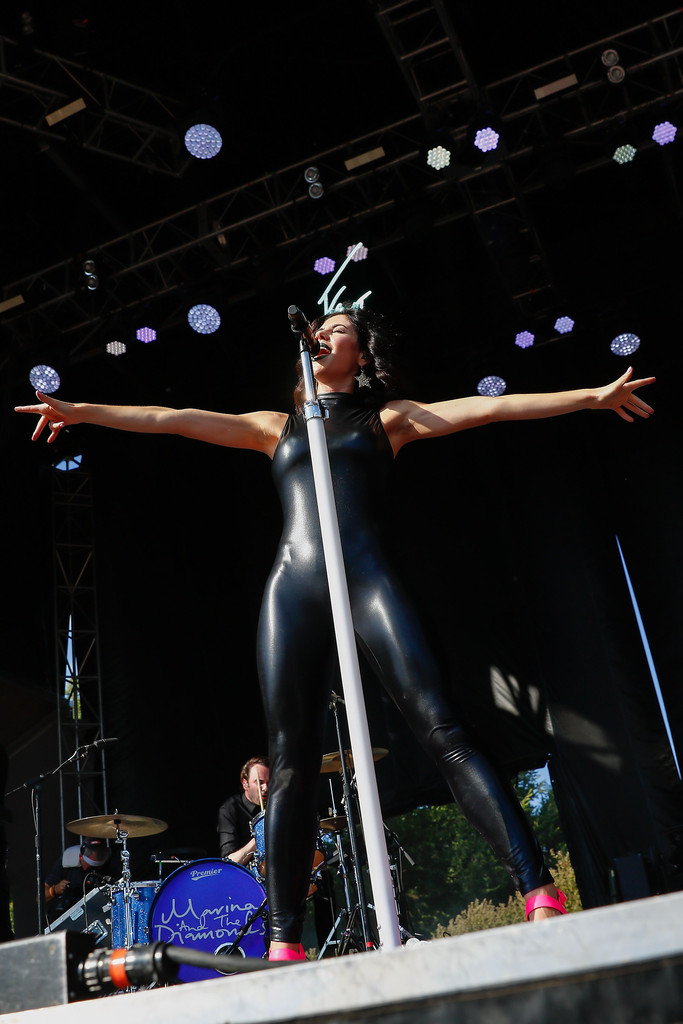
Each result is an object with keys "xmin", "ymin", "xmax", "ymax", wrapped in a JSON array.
[{"xmin": 16, "ymin": 305, "xmax": 654, "ymax": 959}]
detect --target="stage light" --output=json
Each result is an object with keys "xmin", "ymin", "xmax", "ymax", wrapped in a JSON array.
[
  {"xmin": 613, "ymin": 144, "xmax": 636, "ymax": 164},
  {"xmin": 515, "ymin": 330, "xmax": 534, "ymax": 349},
  {"xmin": 610, "ymin": 332, "xmax": 640, "ymax": 355},
  {"xmin": 607, "ymin": 66, "xmax": 625, "ymax": 84},
  {"xmin": 46, "ymin": 97, "xmax": 86, "ymax": 127},
  {"xmin": 477, "ymin": 375, "xmax": 507, "ymax": 397},
  {"xmin": 346, "ymin": 243, "xmax": 368, "ymax": 261},
  {"xmin": 184, "ymin": 124, "xmax": 222, "ymax": 159},
  {"xmin": 0, "ymin": 294, "xmax": 24, "ymax": 314},
  {"xmin": 106, "ymin": 341, "xmax": 126, "ymax": 356},
  {"xmin": 304, "ymin": 167, "xmax": 325, "ymax": 198},
  {"xmin": 82, "ymin": 258, "xmax": 98, "ymax": 292},
  {"xmin": 188, "ymin": 304, "xmax": 221, "ymax": 335},
  {"xmin": 601, "ymin": 49, "xmax": 620, "ymax": 67},
  {"xmin": 533, "ymin": 74, "xmax": 578, "ymax": 101},
  {"xmin": 136, "ymin": 326, "xmax": 156, "ymax": 343},
  {"xmin": 55, "ymin": 455, "xmax": 83, "ymax": 472},
  {"xmin": 473, "ymin": 127, "xmax": 500, "ymax": 153},
  {"xmin": 554, "ymin": 316, "xmax": 575, "ymax": 335},
  {"xmin": 652, "ymin": 122, "xmax": 677, "ymax": 146},
  {"xmin": 426, "ymin": 145, "xmax": 451, "ymax": 170},
  {"xmin": 314, "ymin": 257, "xmax": 336, "ymax": 275},
  {"xmin": 29, "ymin": 364, "xmax": 60, "ymax": 392},
  {"xmin": 344, "ymin": 147, "xmax": 385, "ymax": 172}
]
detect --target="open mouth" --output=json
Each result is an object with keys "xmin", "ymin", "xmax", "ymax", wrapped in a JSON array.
[{"xmin": 313, "ymin": 343, "xmax": 331, "ymax": 360}]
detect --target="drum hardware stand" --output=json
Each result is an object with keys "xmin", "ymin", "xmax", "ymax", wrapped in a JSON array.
[
  {"xmin": 288, "ymin": 306, "xmax": 401, "ymax": 952},
  {"xmin": 112, "ymin": 816, "xmax": 137, "ymax": 949},
  {"xmin": 330, "ymin": 691, "xmax": 373, "ymax": 948}
]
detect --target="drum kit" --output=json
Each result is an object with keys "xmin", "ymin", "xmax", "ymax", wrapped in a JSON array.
[{"xmin": 47, "ymin": 704, "xmax": 414, "ymax": 977}]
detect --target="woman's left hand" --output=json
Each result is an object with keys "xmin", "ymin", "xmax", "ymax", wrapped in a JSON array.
[{"xmin": 595, "ymin": 367, "xmax": 655, "ymax": 422}]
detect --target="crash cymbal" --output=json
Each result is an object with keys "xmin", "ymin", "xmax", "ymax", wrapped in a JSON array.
[
  {"xmin": 319, "ymin": 815, "xmax": 348, "ymax": 833},
  {"xmin": 66, "ymin": 813, "xmax": 168, "ymax": 839},
  {"xmin": 320, "ymin": 748, "xmax": 388, "ymax": 774}
]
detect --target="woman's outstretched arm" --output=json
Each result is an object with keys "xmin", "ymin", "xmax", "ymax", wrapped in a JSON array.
[
  {"xmin": 14, "ymin": 391, "xmax": 287, "ymax": 457},
  {"xmin": 381, "ymin": 367, "xmax": 655, "ymax": 453}
]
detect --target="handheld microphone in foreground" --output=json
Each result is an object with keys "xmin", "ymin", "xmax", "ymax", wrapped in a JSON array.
[{"xmin": 287, "ymin": 305, "xmax": 320, "ymax": 355}]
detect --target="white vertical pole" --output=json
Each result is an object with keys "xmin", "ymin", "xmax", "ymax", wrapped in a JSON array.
[{"xmin": 296, "ymin": 327, "xmax": 401, "ymax": 951}]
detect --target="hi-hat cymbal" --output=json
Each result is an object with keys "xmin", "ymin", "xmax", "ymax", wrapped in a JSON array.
[
  {"xmin": 320, "ymin": 748, "xmax": 388, "ymax": 774},
  {"xmin": 319, "ymin": 815, "xmax": 348, "ymax": 833},
  {"xmin": 66, "ymin": 813, "xmax": 168, "ymax": 839}
]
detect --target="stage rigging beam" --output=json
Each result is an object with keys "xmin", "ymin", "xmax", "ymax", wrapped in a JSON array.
[
  {"xmin": 2, "ymin": 10, "xmax": 683, "ymax": 351},
  {"xmin": 0, "ymin": 35, "xmax": 187, "ymax": 177}
]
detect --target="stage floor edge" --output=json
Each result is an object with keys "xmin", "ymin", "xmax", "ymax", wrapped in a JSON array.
[{"xmin": 3, "ymin": 890, "xmax": 683, "ymax": 1024}]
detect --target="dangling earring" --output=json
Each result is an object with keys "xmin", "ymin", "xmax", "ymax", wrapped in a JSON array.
[{"xmin": 355, "ymin": 365, "xmax": 372, "ymax": 389}]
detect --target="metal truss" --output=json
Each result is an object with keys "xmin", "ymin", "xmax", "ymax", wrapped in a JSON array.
[
  {"xmin": 370, "ymin": 4, "xmax": 683, "ymax": 318},
  {"xmin": 0, "ymin": 35, "xmax": 187, "ymax": 176},
  {"xmin": 2, "ymin": 9, "xmax": 683, "ymax": 350},
  {"xmin": 52, "ymin": 461, "xmax": 108, "ymax": 838}
]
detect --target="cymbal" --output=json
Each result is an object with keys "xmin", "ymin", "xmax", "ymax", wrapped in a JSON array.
[
  {"xmin": 319, "ymin": 815, "xmax": 347, "ymax": 833},
  {"xmin": 66, "ymin": 813, "xmax": 168, "ymax": 839},
  {"xmin": 320, "ymin": 748, "xmax": 388, "ymax": 774}
]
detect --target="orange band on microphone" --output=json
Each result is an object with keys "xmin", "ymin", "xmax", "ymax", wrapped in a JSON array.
[{"xmin": 108, "ymin": 950, "xmax": 129, "ymax": 990}]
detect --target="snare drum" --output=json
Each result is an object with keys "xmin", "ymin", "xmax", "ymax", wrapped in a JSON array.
[
  {"xmin": 148, "ymin": 858, "xmax": 268, "ymax": 982},
  {"xmin": 110, "ymin": 881, "xmax": 159, "ymax": 948}
]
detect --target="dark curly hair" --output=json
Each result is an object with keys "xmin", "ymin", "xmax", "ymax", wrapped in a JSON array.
[{"xmin": 293, "ymin": 304, "xmax": 408, "ymax": 410}]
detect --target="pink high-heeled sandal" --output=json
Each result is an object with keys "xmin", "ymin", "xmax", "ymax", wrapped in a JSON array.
[
  {"xmin": 268, "ymin": 943, "xmax": 306, "ymax": 962},
  {"xmin": 525, "ymin": 889, "xmax": 567, "ymax": 920}
]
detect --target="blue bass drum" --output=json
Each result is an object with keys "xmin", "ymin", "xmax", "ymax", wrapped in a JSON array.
[{"xmin": 148, "ymin": 858, "xmax": 268, "ymax": 982}]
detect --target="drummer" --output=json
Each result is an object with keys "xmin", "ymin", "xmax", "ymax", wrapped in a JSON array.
[
  {"xmin": 44, "ymin": 838, "xmax": 111, "ymax": 923},
  {"xmin": 217, "ymin": 756, "xmax": 269, "ymax": 865}
]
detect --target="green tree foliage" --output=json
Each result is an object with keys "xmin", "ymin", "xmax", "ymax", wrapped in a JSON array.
[
  {"xmin": 434, "ymin": 849, "xmax": 582, "ymax": 937},
  {"xmin": 386, "ymin": 770, "xmax": 571, "ymax": 938}
]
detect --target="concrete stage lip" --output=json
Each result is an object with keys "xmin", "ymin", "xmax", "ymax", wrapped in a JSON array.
[{"xmin": 3, "ymin": 891, "xmax": 683, "ymax": 1023}]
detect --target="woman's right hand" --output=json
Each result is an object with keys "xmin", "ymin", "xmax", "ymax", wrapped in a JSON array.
[{"xmin": 14, "ymin": 391, "xmax": 82, "ymax": 443}]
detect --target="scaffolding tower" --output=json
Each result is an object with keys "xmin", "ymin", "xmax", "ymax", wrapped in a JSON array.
[{"xmin": 51, "ymin": 456, "xmax": 108, "ymax": 840}]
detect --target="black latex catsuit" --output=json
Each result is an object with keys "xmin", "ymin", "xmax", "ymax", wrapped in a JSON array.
[{"xmin": 258, "ymin": 392, "xmax": 551, "ymax": 943}]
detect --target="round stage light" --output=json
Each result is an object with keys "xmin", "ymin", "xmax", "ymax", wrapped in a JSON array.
[
  {"xmin": 652, "ymin": 121, "xmax": 677, "ymax": 146},
  {"xmin": 304, "ymin": 167, "xmax": 320, "ymax": 184},
  {"xmin": 29, "ymin": 364, "xmax": 60, "ymax": 393},
  {"xmin": 554, "ymin": 316, "xmax": 575, "ymax": 335},
  {"xmin": 477, "ymin": 375, "xmax": 507, "ymax": 397},
  {"xmin": 136, "ymin": 326, "xmax": 157, "ymax": 343},
  {"xmin": 613, "ymin": 144, "xmax": 636, "ymax": 165},
  {"xmin": 426, "ymin": 145, "xmax": 451, "ymax": 170},
  {"xmin": 106, "ymin": 341, "xmax": 127, "ymax": 356},
  {"xmin": 184, "ymin": 124, "xmax": 223, "ymax": 159},
  {"xmin": 610, "ymin": 332, "xmax": 641, "ymax": 356},
  {"xmin": 314, "ymin": 257, "xmax": 336, "ymax": 275},
  {"xmin": 514, "ymin": 330, "xmax": 535, "ymax": 349},
  {"xmin": 188, "ymin": 304, "xmax": 221, "ymax": 335},
  {"xmin": 346, "ymin": 243, "xmax": 369, "ymax": 261},
  {"xmin": 473, "ymin": 127, "xmax": 500, "ymax": 153}
]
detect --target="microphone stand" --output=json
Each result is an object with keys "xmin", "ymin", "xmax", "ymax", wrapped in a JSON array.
[
  {"xmin": 287, "ymin": 306, "xmax": 401, "ymax": 951},
  {"xmin": 5, "ymin": 742, "xmax": 108, "ymax": 934}
]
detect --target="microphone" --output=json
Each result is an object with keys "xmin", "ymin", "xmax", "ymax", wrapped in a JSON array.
[
  {"xmin": 75, "ymin": 738, "xmax": 119, "ymax": 757},
  {"xmin": 287, "ymin": 305, "xmax": 320, "ymax": 355}
]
